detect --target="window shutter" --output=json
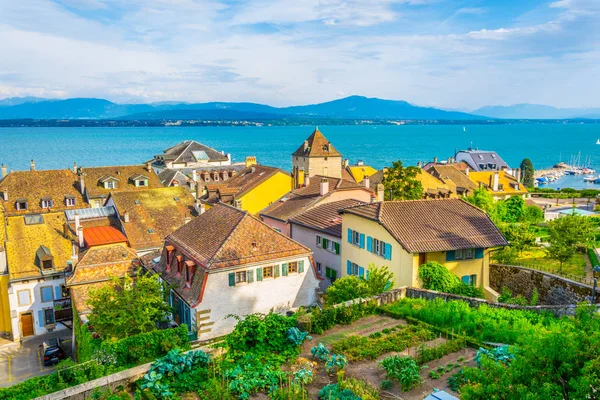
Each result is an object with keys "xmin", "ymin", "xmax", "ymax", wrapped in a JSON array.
[
  {"xmin": 274, "ymin": 265, "xmax": 280, "ymax": 277},
  {"xmin": 471, "ymin": 275, "xmax": 477, "ymax": 286},
  {"xmin": 475, "ymin": 248, "xmax": 484, "ymax": 259},
  {"xmin": 228, "ymin": 273, "xmax": 236, "ymax": 287},
  {"xmin": 256, "ymin": 267, "xmax": 263, "ymax": 281},
  {"xmin": 49, "ymin": 310, "xmax": 55, "ymax": 324},
  {"xmin": 322, "ymin": 238, "xmax": 327, "ymax": 249},
  {"xmin": 385, "ymin": 243, "xmax": 392, "ymax": 260},
  {"xmin": 446, "ymin": 250, "xmax": 456, "ymax": 262},
  {"xmin": 247, "ymin": 270, "xmax": 254, "ymax": 283},
  {"xmin": 461, "ymin": 275, "xmax": 470, "ymax": 284},
  {"xmin": 38, "ymin": 310, "xmax": 44, "ymax": 328},
  {"xmin": 347, "ymin": 260, "xmax": 352, "ymax": 275},
  {"xmin": 298, "ymin": 260, "xmax": 304, "ymax": 273},
  {"xmin": 334, "ymin": 242, "xmax": 340, "ymax": 255},
  {"xmin": 325, "ymin": 268, "xmax": 331, "ymax": 278},
  {"xmin": 358, "ymin": 266, "xmax": 365, "ymax": 278},
  {"xmin": 347, "ymin": 229, "xmax": 352, "ymax": 243},
  {"xmin": 367, "ymin": 236, "xmax": 373, "ymax": 252},
  {"xmin": 332, "ymin": 269, "xmax": 337, "ymax": 279},
  {"xmin": 282, "ymin": 263, "xmax": 289, "ymax": 276},
  {"xmin": 359, "ymin": 234, "xmax": 365, "ymax": 249},
  {"xmin": 184, "ymin": 307, "xmax": 191, "ymax": 326},
  {"xmin": 54, "ymin": 286, "xmax": 61, "ymax": 300}
]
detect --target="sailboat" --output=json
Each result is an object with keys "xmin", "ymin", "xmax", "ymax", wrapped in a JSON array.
[
  {"xmin": 596, "ymin": 139, "xmax": 600, "ymax": 145},
  {"xmin": 463, "ymin": 127, "xmax": 466, "ymax": 132}
]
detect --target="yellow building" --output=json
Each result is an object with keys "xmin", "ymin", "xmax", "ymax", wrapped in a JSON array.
[
  {"xmin": 364, "ymin": 168, "xmax": 456, "ymax": 199},
  {"xmin": 340, "ymin": 199, "xmax": 507, "ymax": 300},
  {"xmin": 467, "ymin": 170, "xmax": 528, "ymax": 200},
  {"xmin": 346, "ymin": 164, "xmax": 378, "ymax": 183},
  {"xmin": 0, "ymin": 209, "xmax": 10, "ymax": 337},
  {"xmin": 204, "ymin": 165, "xmax": 293, "ymax": 215}
]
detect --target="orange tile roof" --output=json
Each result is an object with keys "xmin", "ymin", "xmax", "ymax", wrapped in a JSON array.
[
  {"xmin": 81, "ymin": 165, "xmax": 163, "ymax": 198},
  {"xmin": 83, "ymin": 226, "xmax": 128, "ymax": 248},
  {"xmin": 467, "ymin": 171, "xmax": 528, "ymax": 195}
]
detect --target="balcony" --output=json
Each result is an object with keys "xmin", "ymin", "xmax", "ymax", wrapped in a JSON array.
[{"xmin": 54, "ymin": 297, "xmax": 73, "ymax": 322}]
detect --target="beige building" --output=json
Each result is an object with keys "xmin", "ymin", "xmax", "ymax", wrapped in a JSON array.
[{"xmin": 292, "ymin": 128, "xmax": 343, "ymax": 187}]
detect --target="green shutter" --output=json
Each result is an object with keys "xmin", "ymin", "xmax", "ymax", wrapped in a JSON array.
[
  {"xmin": 334, "ymin": 242, "xmax": 340, "ymax": 255},
  {"xmin": 228, "ymin": 273, "xmax": 235, "ymax": 287},
  {"xmin": 475, "ymin": 248, "xmax": 484, "ymax": 259},
  {"xmin": 256, "ymin": 267, "xmax": 263, "ymax": 281},
  {"xmin": 298, "ymin": 260, "xmax": 304, "ymax": 273},
  {"xmin": 332, "ymin": 269, "xmax": 337, "ymax": 280},
  {"xmin": 274, "ymin": 265, "xmax": 280, "ymax": 277},
  {"xmin": 325, "ymin": 268, "xmax": 331, "ymax": 278},
  {"xmin": 282, "ymin": 263, "xmax": 289, "ymax": 276},
  {"xmin": 446, "ymin": 250, "xmax": 456, "ymax": 262},
  {"xmin": 322, "ymin": 237, "xmax": 327, "ymax": 249},
  {"xmin": 247, "ymin": 270, "xmax": 254, "ymax": 283}
]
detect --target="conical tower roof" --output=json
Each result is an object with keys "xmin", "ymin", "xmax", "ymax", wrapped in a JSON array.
[{"xmin": 292, "ymin": 127, "xmax": 342, "ymax": 157}]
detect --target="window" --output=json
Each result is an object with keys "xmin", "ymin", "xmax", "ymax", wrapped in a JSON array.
[
  {"xmin": 316, "ymin": 262, "xmax": 322, "ymax": 275},
  {"xmin": 65, "ymin": 197, "xmax": 76, "ymax": 207},
  {"xmin": 462, "ymin": 274, "xmax": 477, "ymax": 286},
  {"xmin": 326, "ymin": 267, "xmax": 337, "ymax": 280},
  {"xmin": 316, "ymin": 235, "xmax": 322, "ymax": 247},
  {"xmin": 353, "ymin": 231, "xmax": 360, "ymax": 245},
  {"xmin": 235, "ymin": 271, "xmax": 247, "ymax": 283},
  {"xmin": 16, "ymin": 200, "xmax": 28, "ymax": 210},
  {"xmin": 214, "ymin": 174, "xmax": 219, "ymax": 181},
  {"xmin": 136, "ymin": 179, "xmax": 148, "ymax": 187},
  {"xmin": 105, "ymin": 181, "xmax": 116, "ymax": 189},
  {"xmin": 40, "ymin": 286, "xmax": 53, "ymax": 303},
  {"xmin": 42, "ymin": 259, "xmax": 53, "ymax": 270},
  {"xmin": 455, "ymin": 249, "xmax": 475, "ymax": 260},
  {"xmin": 41, "ymin": 199, "xmax": 53, "ymax": 208},
  {"xmin": 43, "ymin": 308, "xmax": 55, "ymax": 326},
  {"xmin": 263, "ymin": 266, "xmax": 274, "ymax": 278},
  {"xmin": 17, "ymin": 290, "xmax": 31, "ymax": 306},
  {"xmin": 288, "ymin": 262, "xmax": 298, "ymax": 273},
  {"xmin": 352, "ymin": 263, "xmax": 360, "ymax": 276},
  {"xmin": 372, "ymin": 239, "xmax": 387, "ymax": 257}
]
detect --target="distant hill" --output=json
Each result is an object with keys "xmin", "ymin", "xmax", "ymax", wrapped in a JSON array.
[
  {"xmin": 0, "ymin": 95, "xmax": 484, "ymax": 121},
  {"xmin": 473, "ymin": 104, "xmax": 600, "ymax": 119},
  {"xmin": 0, "ymin": 96, "xmax": 46, "ymax": 107}
]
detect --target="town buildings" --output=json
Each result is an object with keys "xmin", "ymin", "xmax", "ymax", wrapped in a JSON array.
[
  {"xmin": 467, "ymin": 170, "xmax": 528, "ymax": 200},
  {"xmin": 423, "ymin": 164, "xmax": 478, "ymax": 196},
  {"xmin": 292, "ymin": 128, "xmax": 343, "ymax": 186},
  {"xmin": 143, "ymin": 203, "xmax": 320, "ymax": 340},
  {"xmin": 455, "ymin": 149, "xmax": 510, "ymax": 172},
  {"xmin": 340, "ymin": 199, "xmax": 507, "ymax": 300},
  {"xmin": 153, "ymin": 140, "xmax": 231, "ymax": 169}
]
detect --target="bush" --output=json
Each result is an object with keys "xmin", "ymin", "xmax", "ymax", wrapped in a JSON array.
[
  {"xmin": 418, "ymin": 262, "xmax": 484, "ymax": 298},
  {"xmin": 415, "ymin": 339, "xmax": 466, "ymax": 365},
  {"xmin": 311, "ymin": 343, "xmax": 330, "ymax": 361},
  {"xmin": 380, "ymin": 380, "xmax": 393, "ymax": 390},
  {"xmin": 226, "ymin": 312, "xmax": 298, "ymax": 357},
  {"xmin": 325, "ymin": 265, "xmax": 394, "ymax": 305},
  {"xmin": 309, "ymin": 301, "xmax": 379, "ymax": 334},
  {"xmin": 318, "ymin": 384, "xmax": 360, "ymax": 400},
  {"xmin": 380, "ymin": 355, "xmax": 423, "ymax": 391},
  {"xmin": 338, "ymin": 377, "xmax": 379, "ymax": 400}
]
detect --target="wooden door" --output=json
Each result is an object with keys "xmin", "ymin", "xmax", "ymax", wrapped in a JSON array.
[
  {"xmin": 21, "ymin": 313, "xmax": 34, "ymax": 337},
  {"xmin": 418, "ymin": 253, "xmax": 426, "ymax": 266}
]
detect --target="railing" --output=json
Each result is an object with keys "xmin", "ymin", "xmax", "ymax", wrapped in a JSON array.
[
  {"xmin": 54, "ymin": 297, "xmax": 72, "ymax": 309},
  {"xmin": 54, "ymin": 297, "xmax": 73, "ymax": 322}
]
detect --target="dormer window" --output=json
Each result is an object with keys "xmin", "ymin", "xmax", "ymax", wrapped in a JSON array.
[
  {"xmin": 130, "ymin": 175, "xmax": 149, "ymax": 187},
  {"xmin": 176, "ymin": 255, "xmax": 183, "ymax": 275},
  {"xmin": 185, "ymin": 260, "xmax": 196, "ymax": 288},
  {"xmin": 65, "ymin": 195, "xmax": 76, "ymax": 207},
  {"xmin": 35, "ymin": 245, "xmax": 54, "ymax": 271},
  {"xmin": 15, "ymin": 198, "xmax": 28, "ymax": 211},
  {"xmin": 213, "ymin": 173, "xmax": 219, "ymax": 182},
  {"xmin": 204, "ymin": 173, "xmax": 210, "ymax": 182},
  {"xmin": 41, "ymin": 197, "xmax": 54, "ymax": 209},
  {"xmin": 165, "ymin": 245, "xmax": 175, "ymax": 272}
]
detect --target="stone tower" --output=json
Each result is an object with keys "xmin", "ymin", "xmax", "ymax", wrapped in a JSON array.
[{"xmin": 291, "ymin": 127, "xmax": 342, "ymax": 188}]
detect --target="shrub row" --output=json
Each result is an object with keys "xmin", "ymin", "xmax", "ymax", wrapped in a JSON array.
[
  {"xmin": 303, "ymin": 300, "xmax": 379, "ymax": 334},
  {"xmin": 415, "ymin": 338, "xmax": 466, "ymax": 365}
]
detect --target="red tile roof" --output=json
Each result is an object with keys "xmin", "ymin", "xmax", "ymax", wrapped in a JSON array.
[
  {"xmin": 289, "ymin": 199, "xmax": 367, "ymax": 237},
  {"xmin": 341, "ymin": 199, "xmax": 507, "ymax": 253},
  {"xmin": 83, "ymin": 226, "xmax": 128, "ymax": 247}
]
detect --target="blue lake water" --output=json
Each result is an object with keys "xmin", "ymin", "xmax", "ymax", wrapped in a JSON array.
[{"xmin": 1, "ymin": 124, "xmax": 599, "ymax": 188}]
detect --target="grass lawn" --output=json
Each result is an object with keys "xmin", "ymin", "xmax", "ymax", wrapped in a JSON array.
[{"xmin": 515, "ymin": 248, "xmax": 587, "ymax": 277}]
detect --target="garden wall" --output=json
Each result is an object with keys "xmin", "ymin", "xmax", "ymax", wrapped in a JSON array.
[{"xmin": 489, "ymin": 264, "xmax": 599, "ymax": 305}]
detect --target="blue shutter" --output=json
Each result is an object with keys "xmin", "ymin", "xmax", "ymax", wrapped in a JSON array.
[
  {"xmin": 367, "ymin": 236, "xmax": 373, "ymax": 252},
  {"xmin": 347, "ymin": 260, "xmax": 352, "ymax": 275},
  {"xmin": 385, "ymin": 243, "xmax": 392, "ymax": 260},
  {"xmin": 461, "ymin": 275, "xmax": 470, "ymax": 284},
  {"xmin": 49, "ymin": 310, "xmax": 55, "ymax": 324},
  {"xmin": 184, "ymin": 306, "xmax": 191, "ymax": 329},
  {"xmin": 359, "ymin": 234, "xmax": 365, "ymax": 249},
  {"xmin": 475, "ymin": 248, "xmax": 484, "ymax": 259},
  {"xmin": 446, "ymin": 250, "xmax": 456, "ymax": 262},
  {"xmin": 228, "ymin": 273, "xmax": 235, "ymax": 287},
  {"xmin": 54, "ymin": 286, "xmax": 61, "ymax": 300},
  {"xmin": 298, "ymin": 260, "xmax": 305, "ymax": 273},
  {"xmin": 358, "ymin": 266, "xmax": 365, "ymax": 278},
  {"xmin": 38, "ymin": 310, "xmax": 44, "ymax": 328},
  {"xmin": 347, "ymin": 228, "xmax": 352, "ymax": 243}
]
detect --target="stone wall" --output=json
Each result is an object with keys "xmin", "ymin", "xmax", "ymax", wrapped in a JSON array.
[{"xmin": 489, "ymin": 264, "xmax": 598, "ymax": 305}]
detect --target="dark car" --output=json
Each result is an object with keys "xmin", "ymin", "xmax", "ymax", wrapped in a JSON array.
[{"xmin": 40, "ymin": 338, "xmax": 66, "ymax": 366}]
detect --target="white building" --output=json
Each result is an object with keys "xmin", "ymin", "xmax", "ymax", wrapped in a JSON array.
[
  {"xmin": 143, "ymin": 203, "xmax": 321, "ymax": 340},
  {"xmin": 153, "ymin": 140, "xmax": 232, "ymax": 170}
]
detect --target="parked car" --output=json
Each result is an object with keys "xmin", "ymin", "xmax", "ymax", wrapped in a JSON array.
[{"xmin": 40, "ymin": 338, "xmax": 66, "ymax": 366}]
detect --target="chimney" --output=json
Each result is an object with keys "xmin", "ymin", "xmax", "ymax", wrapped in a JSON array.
[
  {"xmin": 303, "ymin": 140, "xmax": 308, "ymax": 151},
  {"xmin": 433, "ymin": 157, "xmax": 438, "ymax": 164},
  {"xmin": 30, "ymin": 160, "xmax": 35, "ymax": 171},
  {"xmin": 376, "ymin": 184, "xmax": 384, "ymax": 202},
  {"xmin": 304, "ymin": 174, "xmax": 310, "ymax": 187},
  {"xmin": 2, "ymin": 189, "xmax": 7, "ymax": 202},
  {"xmin": 123, "ymin": 211, "xmax": 130, "ymax": 223},
  {"xmin": 357, "ymin": 160, "xmax": 364, "ymax": 166},
  {"xmin": 74, "ymin": 212, "xmax": 81, "ymax": 234},
  {"xmin": 251, "ymin": 166, "xmax": 256, "ymax": 173},
  {"xmin": 320, "ymin": 178, "xmax": 329, "ymax": 196},
  {"xmin": 447, "ymin": 157, "xmax": 451, "ymax": 163},
  {"xmin": 195, "ymin": 202, "xmax": 206, "ymax": 215},
  {"xmin": 245, "ymin": 156, "xmax": 257, "ymax": 167},
  {"xmin": 343, "ymin": 159, "xmax": 349, "ymax": 168},
  {"xmin": 1, "ymin": 164, "xmax": 6, "ymax": 179},
  {"xmin": 146, "ymin": 162, "xmax": 152, "ymax": 172},
  {"xmin": 73, "ymin": 162, "xmax": 77, "ymax": 173},
  {"xmin": 79, "ymin": 173, "xmax": 86, "ymax": 195},
  {"xmin": 364, "ymin": 175, "xmax": 370, "ymax": 189},
  {"xmin": 192, "ymin": 169, "xmax": 197, "ymax": 182},
  {"xmin": 71, "ymin": 241, "xmax": 78, "ymax": 261},
  {"xmin": 493, "ymin": 172, "xmax": 499, "ymax": 191},
  {"xmin": 77, "ymin": 226, "xmax": 84, "ymax": 248},
  {"xmin": 417, "ymin": 161, "xmax": 422, "ymax": 168},
  {"xmin": 465, "ymin": 167, "xmax": 469, "ymax": 177},
  {"xmin": 516, "ymin": 168, "xmax": 522, "ymax": 183},
  {"xmin": 195, "ymin": 181, "xmax": 202, "ymax": 199}
]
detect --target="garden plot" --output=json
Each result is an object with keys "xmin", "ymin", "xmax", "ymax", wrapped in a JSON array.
[{"xmin": 305, "ymin": 315, "xmax": 404, "ymax": 346}]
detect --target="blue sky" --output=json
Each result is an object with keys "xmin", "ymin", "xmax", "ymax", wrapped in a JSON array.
[{"xmin": 0, "ymin": 0, "xmax": 598, "ymax": 109}]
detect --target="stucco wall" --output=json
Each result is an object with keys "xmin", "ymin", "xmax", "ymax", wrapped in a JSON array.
[
  {"xmin": 489, "ymin": 264, "xmax": 598, "ymax": 305},
  {"xmin": 261, "ymin": 216, "xmax": 290, "ymax": 236},
  {"xmin": 197, "ymin": 255, "xmax": 319, "ymax": 340},
  {"xmin": 0, "ymin": 274, "xmax": 11, "ymax": 337},
  {"xmin": 293, "ymin": 156, "xmax": 343, "ymax": 179},
  {"xmin": 238, "ymin": 172, "xmax": 292, "ymax": 215},
  {"xmin": 290, "ymin": 224, "xmax": 340, "ymax": 280}
]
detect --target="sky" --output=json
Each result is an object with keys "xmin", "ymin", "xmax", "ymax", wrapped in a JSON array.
[{"xmin": 0, "ymin": 0, "xmax": 598, "ymax": 109}]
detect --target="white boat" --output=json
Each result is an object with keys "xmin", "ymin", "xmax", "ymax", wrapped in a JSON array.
[{"xmin": 596, "ymin": 138, "xmax": 600, "ymax": 145}]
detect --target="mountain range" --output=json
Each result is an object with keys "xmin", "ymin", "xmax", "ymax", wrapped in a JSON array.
[{"xmin": 0, "ymin": 95, "xmax": 597, "ymax": 120}]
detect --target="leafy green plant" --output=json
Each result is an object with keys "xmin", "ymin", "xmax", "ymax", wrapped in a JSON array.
[
  {"xmin": 338, "ymin": 377, "xmax": 379, "ymax": 400},
  {"xmin": 475, "ymin": 346, "xmax": 515, "ymax": 366},
  {"xmin": 368, "ymin": 332, "xmax": 382, "ymax": 339},
  {"xmin": 429, "ymin": 370, "xmax": 441, "ymax": 379},
  {"xmin": 382, "ymin": 328, "xmax": 391, "ymax": 335},
  {"xmin": 418, "ymin": 262, "xmax": 484, "ymax": 298},
  {"xmin": 325, "ymin": 354, "xmax": 348, "ymax": 374},
  {"xmin": 380, "ymin": 355, "xmax": 423, "ymax": 391},
  {"xmin": 318, "ymin": 384, "xmax": 360, "ymax": 400},
  {"xmin": 447, "ymin": 369, "xmax": 467, "ymax": 392},
  {"xmin": 380, "ymin": 380, "xmax": 392, "ymax": 390},
  {"xmin": 293, "ymin": 368, "xmax": 313, "ymax": 386},
  {"xmin": 311, "ymin": 343, "xmax": 330, "ymax": 361},
  {"xmin": 286, "ymin": 327, "xmax": 312, "ymax": 346},
  {"xmin": 226, "ymin": 312, "xmax": 298, "ymax": 357}
]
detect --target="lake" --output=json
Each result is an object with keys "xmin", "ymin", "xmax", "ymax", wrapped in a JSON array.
[{"xmin": 1, "ymin": 124, "xmax": 599, "ymax": 188}]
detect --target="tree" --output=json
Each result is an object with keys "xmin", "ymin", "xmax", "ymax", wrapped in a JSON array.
[
  {"xmin": 500, "ymin": 223, "xmax": 537, "ymax": 255},
  {"xmin": 465, "ymin": 187, "xmax": 505, "ymax": 224},
  {"xmin": 87, "ymin": 272, "xmax": 171, "ymax": 340},
  {"xmin": 381, "ymin": 160, "xmax": 423, "ymax": 200},
  {"xmin": 363, "ymin": 265, "xmax": 394, "ymax": 295},
  {"xmin": 418, "ymin": 261, "xmax": 459, "ymax": 292},
  {"xmin": 504, "ymin": 196, "xmax": 525, "ymax": 223},
  {"xmin": 519, "ymin": 158, "xmax": 535, "ymax": 187},
  {"xmin": 522, "ymin": 205, "xmax": 543, "ymax": 223},
  {"xmin": 325, "ymin": 265, "xmax": 394, "ymax": 305},
  {"xmin": 546, "ymin": 215, "xmax": 595, "ymax": 271}
]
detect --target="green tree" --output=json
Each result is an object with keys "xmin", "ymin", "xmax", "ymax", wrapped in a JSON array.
[
  {"xmin": 500, "ymin": 223, "xmax": 536, "ymax": 255},
  {"xmin": 503, "ymin": 196, "xmax": 525, "ymax": 223},
  {"xmin": 325, "ymin": 265, "xmax": 395, "ymax": 305},
  {"xmin": 418, "ymin": 261, "xmax": 459, "ymax": 292},
  {"xmin": 519, "ymin": 158, "xmax": 535, "ymax": 187},
  {"xmin": 363, "ymin": 265, "xmax": 394, "ymax": 295},
  {"xmin": 87, "ymin": 272, "xmax": 171, "ymax": 340},
  {"xmin": 464, "ymin": 187, "xmax": 506, "ymax": 223},
  {"xmin": 522, "ymin": 205, "xmax": 543, "ymax": 223},
  {"xmin": 381, "ymin": 160, "xmax": 423, "ymax": 200},
  {"xmin": 546, "ymin": 215, "xmax": 595, "ymax": 271}
]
